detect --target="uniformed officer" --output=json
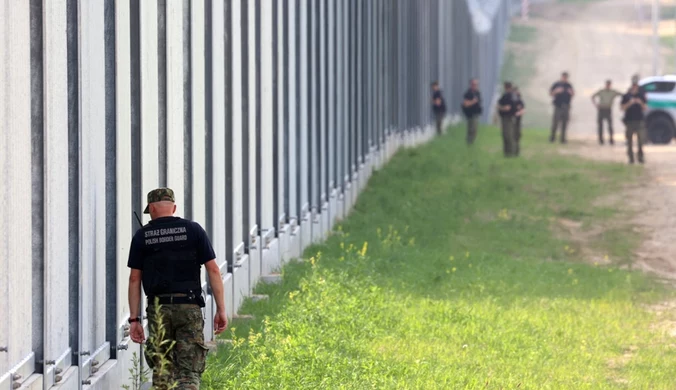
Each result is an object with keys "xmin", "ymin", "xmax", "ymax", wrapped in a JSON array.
[
  {"xmin": 497, "ymin": 82, "xmax": 517, "ymax": 157},
  {"xmin": 549, "ymin": 72, "xmax": 575, "ymax": 143},
  {"xmin": 591, "ymin": 80, "xmax": 622, "ymax": 145},
  {"xmin": 621, "ymin": 81, "xmax": 648, "ymax": 164},
  {"xmin": 628, "ymin": 74, "xmax": 646, "ymax": 97},
  {"xmin": 462, "ymin": 78, "xmax": 483, "ymax": 145},
  {"xmin": 127, "ymin": 188, "xmax": 228, "ymax": 389},
  {"xmin": 513, "ymin": 86, "xmax": 526, "ymax": 156},
  {"xmin": 431, "ymin": 81, "xmax": 447, "ymax": 136}
]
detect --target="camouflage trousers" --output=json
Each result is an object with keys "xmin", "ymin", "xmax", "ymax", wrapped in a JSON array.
[{"xmin": 145, "ymin": 303, "xmax": 208, "ymax": 390}]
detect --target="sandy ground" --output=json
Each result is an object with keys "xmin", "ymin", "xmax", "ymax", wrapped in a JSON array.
[{"xmin": 516, "ymin": 0, "xmax": 676, "ymax": 281}]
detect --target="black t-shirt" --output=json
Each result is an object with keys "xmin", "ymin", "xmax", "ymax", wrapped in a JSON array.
[
  {"xmin": 621, "ymin": 92, "xmax": 647, "ymax": 121},
  {"xmin": 432, "ymin": 90, "xmax": 446, "ymax": 113},
  {"xmin": 127, "ymin": 216, "xmax": 216, "ymax": 271},
  {"xmin": 550, "ymin": 81, "xmax": 573, "ymax": 107},
  {"xmin": 514, "ymin": 94, "xmax": 525, "ymax": 120},
  {"xmin": 498, "ymin": 92, "xmax": 515, "ymax": 117},
  {"xmin": 627, "ymin": 86, "xmax": 646, "ymax": 101},
  {"xmin": 463, "ymin": 89, "xmax": 482, "ymax": 116}
]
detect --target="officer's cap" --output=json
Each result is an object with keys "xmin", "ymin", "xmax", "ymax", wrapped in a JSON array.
[{"xmin": 143, "ymin": 187, "xmax": 175, "ymax": 214}]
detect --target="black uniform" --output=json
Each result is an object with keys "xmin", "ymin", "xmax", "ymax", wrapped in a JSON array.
[
  {"xmin": 498, "ymin": 92, "xmax": 517, "ymax": 157},
  {"xmin": 550, "ymin": 81, "xmax": 574, "ymax": 143},
  {"xmin": 462, "ymin": 89, "xmax": 483, "ymax": 144},
  {"xmin": 128, "ymin": 216, "xmax": 215, "ymax": 302},
  {"xmin": 432, "ymin": 90, "xmax": 447, "ymax": 135},
  {"xmin": 621, "ymin": 91, "xmax": 647, "ymax": 163},
  {"xmin": 514, "ymin": 94, "xmax": 525, "ymax": 156}
]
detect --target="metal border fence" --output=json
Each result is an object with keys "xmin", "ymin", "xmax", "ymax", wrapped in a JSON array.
[{"xmin": 0, "ymin": 1, "xmax": 510, "ymax": 389}]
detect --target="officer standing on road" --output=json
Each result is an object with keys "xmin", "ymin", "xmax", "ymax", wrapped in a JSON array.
[
  {"xmin": 621, "ymin": 81, "xmax": 648, "ymax": 164},
  {"xmin": 462, "ymin": 78, "xmax": 483, "ymax": 145},
  {"xmin": 498, "ymin": 82, "xmax": 517, "ymax": 157},
  {"xmin": 431, "ymin": 81, "xmax": 447, "ymax": 136},
  {"xmin": 591, "ymin": 80, "xmax": 622, "ymax": 145},
  {"xmin": 127, "ymin": 188, "xmax": 228, "ymax": 389},
  {"xmin": 549, "ymin": 72, "xmax": 575, "ymax": 144},
  {"xmin": 513, "ymin": 86, "xmax": 526, "ymax": 156}
]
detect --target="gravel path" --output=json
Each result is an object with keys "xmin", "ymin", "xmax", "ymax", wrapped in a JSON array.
[{"xmin": 518, "ymin": 0, "xmax": 676, "ymax": 280}]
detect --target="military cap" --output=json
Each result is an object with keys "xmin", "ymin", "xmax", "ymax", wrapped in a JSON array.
[{"xmin": 143, "ymin": 187, "xmax": 175, "ymax": 214}]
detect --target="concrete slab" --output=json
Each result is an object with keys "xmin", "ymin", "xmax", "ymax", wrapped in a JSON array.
[
  {"xmin": 232, "ymin": 254, "xmax": 250, "ymax": 315},
  {"xmin": 248, "ymin": 235, "xmax": 261, "ymax": 292},
  {"xmin": 278, "ymin": 224, "xmax": 291, "ymax": 265},
  {"xmin": 260, "ymin": 274, "xmax": 282, "ymax": 284},
  {"xmin": 223, "ymin": 273, "xmax": 234, "ymax": 320},
  {"xmin": 203, "ymin": 295, "xmax": 214, "ymax": 341},
  {"xmin": 261, "ymin": 238, "xmax": 281, "ymax": 276},
  {"xmin": 301, "ymin": 215, "xmax": 312, "ymax": 254},
  {"xmin": 250, "ymin": 295, "xmax": 269, "ymax": 303},
  {"xmin": 289, "ymin": 224, "xmax": 302, "ymax": 260}
]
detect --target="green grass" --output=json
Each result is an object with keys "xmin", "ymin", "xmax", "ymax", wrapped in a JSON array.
[
  {"xmin": 660, "ymin": 5, "xmax": 676, "ymax": 20},
  {"xmin": 659, "ymin": 36, "xmax": 676, "ymax": 72},
  {"xmin": 500, "ymin": 48, "xmax": 535, "ymax": 90},
  {"xmin": 508, "ymin": 24, "xmax": 538, "ymax": 44},
  {"xmin": 203, "ymin": 127, "xmax": 676, "ymax": 389},
  {"xmin": 501, "ymin": 42, "xmax": 550, "ymax": 129}
]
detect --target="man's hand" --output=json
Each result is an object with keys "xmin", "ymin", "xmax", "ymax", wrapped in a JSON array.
[
  {"xmin": 130, "ymin": 322, "xmax": 145, "ymax": 344},
  {"xmin": 214, "ymin": 310, "xmax": 228, "ymax": 335}
]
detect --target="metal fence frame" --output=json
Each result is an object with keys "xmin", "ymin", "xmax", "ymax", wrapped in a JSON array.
[{"xmin": 0, "ymin": 1, "xmax": 510, "ymax": 389}]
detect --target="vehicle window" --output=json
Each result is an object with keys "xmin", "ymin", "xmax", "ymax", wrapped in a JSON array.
[{"xmin": 643, "ymin": 81, "xmax": 676, "ymax": 93}]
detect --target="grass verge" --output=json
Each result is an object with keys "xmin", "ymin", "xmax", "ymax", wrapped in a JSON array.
[
  {"xmin": 660, "ymin": 35, "xmax": 676, "ymax": 71},
  {"xmin": 507, "ymin": 24, "xmax": 538, "ymax": 44},
  {"xmin": 502, "ymin": 22, "xmax": 550, "ymax": 129},
  {"xmin": 203, "ymin": 126, "xmax": 676, "ymax": 389}
]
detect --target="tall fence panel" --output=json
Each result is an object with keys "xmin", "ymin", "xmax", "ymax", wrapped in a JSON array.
[{"xmin": 0, "ymin": 1, "xmax": 510, "ymax": 389}]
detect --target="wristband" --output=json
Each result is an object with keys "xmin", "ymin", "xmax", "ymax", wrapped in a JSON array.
[{"xmin": 128, "ymin": 317, "xmax": 141, "ymax": 324}]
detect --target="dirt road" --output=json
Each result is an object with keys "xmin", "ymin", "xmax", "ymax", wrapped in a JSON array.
[{"xmin": 516, "ymin": 0, "xmax": 676, "ymax": 280}]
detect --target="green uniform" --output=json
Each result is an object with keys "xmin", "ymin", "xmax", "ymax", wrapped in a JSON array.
[{"xmin": 592, "ymin": 89, "xmax": 622, "ymax": 144}]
